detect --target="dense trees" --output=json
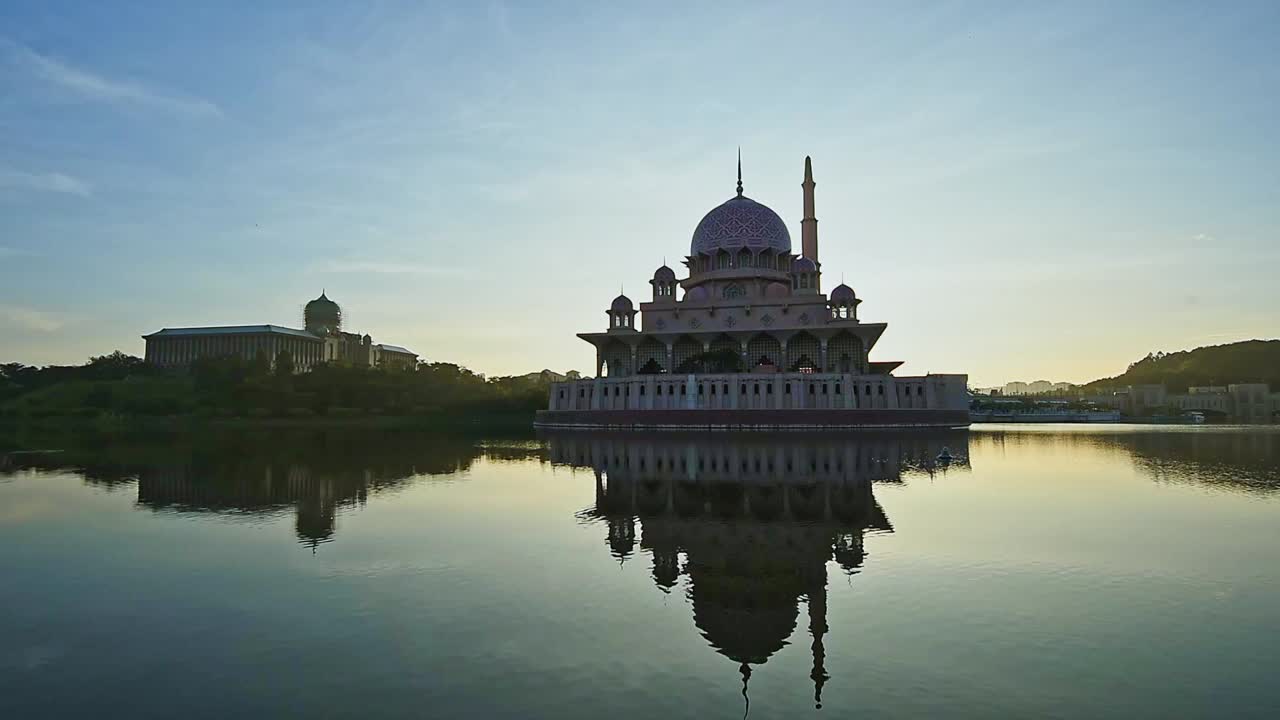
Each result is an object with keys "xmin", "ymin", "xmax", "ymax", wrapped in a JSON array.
[
  {"xmin": 1, "ymin": 351, "xmax": 551, "ymax": 421},
  {"xmin": 1084, "ymin": 340, "xmax": 1280, "ymax": 392}
]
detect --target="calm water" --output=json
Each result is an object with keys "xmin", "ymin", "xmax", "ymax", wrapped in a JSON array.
[{"xmin": 2, "ymin": 425, "xmax": 1279, "ymax": 719}]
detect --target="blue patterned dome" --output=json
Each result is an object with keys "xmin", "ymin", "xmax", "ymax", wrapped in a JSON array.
[
  {"xmin": 829, "ymin": 283, "xmax": 856, "ymax": 302},
  {"xmin": 691, "ymin": 195, "xmax": 791, "ymax": 256}
]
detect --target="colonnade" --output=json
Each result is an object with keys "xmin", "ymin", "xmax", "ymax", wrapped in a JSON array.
[
  {"xmin": 144, "ymin": 333, "xmax": 324, "ymax": 372},
  {"xmin": 595, "ymin": 331, "xmax": 867, "ymax": 377}
]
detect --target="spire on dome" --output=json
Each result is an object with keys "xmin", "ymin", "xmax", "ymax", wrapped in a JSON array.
[{"xmin": 736, "ymin": 147, "xmax": 743, "ymax": 197}]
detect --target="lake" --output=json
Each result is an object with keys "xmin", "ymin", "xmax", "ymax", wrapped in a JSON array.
[{"xmin": 2, "ymin": 425, "xmax": 1279, "ymax": 718}]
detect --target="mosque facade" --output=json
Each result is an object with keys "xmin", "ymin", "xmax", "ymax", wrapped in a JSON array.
[
  {"xmin": 142, "ymin": 292, "xmax": 417, "ymax": 372},
  {"xmin": 537, "ymin": 156, "xmax": 968, "ymax": 429}
]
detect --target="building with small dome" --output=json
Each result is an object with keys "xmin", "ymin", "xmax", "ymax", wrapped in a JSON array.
[
  {"xmin": 537, "ymin": 155, "xmax": 968, "ymax": 428},
  {"xmin": 142, "ymin": 291, "xmax": 417, "ymax": 372}
]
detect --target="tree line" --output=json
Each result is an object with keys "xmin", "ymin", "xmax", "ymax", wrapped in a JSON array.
[
  {"xmin": 1082, "ymin": 340, "xmax": 1280, "ymax": 393},
  {"xmin": 1, "ymin": 351, "xmax": 551, "ymax": 421}
]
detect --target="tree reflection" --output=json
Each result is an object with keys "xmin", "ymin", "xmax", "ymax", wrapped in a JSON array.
[{"xmin": 3, "ymin": 429, "xmax": 543, "ymax": 547}]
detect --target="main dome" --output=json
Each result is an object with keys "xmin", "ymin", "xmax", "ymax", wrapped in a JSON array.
[
  {"xmin": 691, "ymin": 195, "xmax": 792, "ymax": 256},
  {"xmin": 304, "ymin": 291, "xmax": 342, "ymax": 332}
]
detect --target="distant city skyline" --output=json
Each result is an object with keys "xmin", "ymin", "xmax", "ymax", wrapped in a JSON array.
[{"xmin": 2, "ymin": 2, "xmax": 1279, "ymax": 387}]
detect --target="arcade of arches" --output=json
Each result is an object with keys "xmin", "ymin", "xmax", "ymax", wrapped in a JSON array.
[{"xmin": 592, "ymin": 331, "xmax": 868, "ymax": 378}]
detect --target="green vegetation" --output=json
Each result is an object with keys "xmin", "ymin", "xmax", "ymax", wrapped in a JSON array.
[
  {"xmin": 1, "ymin": 351, "xmax": 552, "ymax": 426},
  {"xmin": 1084, "ymin": 340, "xmax": 1280, "ymax": 393}
]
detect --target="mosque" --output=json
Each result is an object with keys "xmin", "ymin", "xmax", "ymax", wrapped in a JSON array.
[
  {"xmin": 142, "ymin": 291, "xmax": 417, "ymax": 372},
  {"xmin": 537, "ymin": 155, "xmax": 968, "ymax": 429}
]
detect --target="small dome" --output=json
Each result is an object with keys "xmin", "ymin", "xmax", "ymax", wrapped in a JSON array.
[
  {"xmin": 611, "ymin": 294, "xmax": 634, "ymax": 312},
  {"xmin": 304, "ymin": 291, "xmax": 342, "ymax": 332},
  {"xmin": 794, "ymin": 257, "xmax": 816, "ymax": 272},
  {"xmin": 653, "ymin": 265, "xmax": 676, "ymax": 281},
  {"xmin": 829, "ymin": 283, "xmax": 856, "ymax": 302},
  {"xmin": 765, "ymin": 282, "xmax": 790, "ymax": 298},
  {"xmin": 691, "ymin": 195, "xmax": 792, "ymax": 256}
]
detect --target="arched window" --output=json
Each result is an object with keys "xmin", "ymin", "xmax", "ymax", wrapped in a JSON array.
[{"xmin": 723, "ymin": 283, "xmax": 745, "ymax": 300}]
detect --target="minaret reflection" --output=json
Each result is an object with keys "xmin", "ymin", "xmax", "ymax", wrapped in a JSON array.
[{"xmin": 552, "ymin": 430, "xmax": 969, "ymax": 710}]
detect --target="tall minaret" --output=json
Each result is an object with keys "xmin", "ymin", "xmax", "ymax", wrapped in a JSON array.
[{"xmin": 801, "ymin": 156, "xmax": 820, "ymax": 288}]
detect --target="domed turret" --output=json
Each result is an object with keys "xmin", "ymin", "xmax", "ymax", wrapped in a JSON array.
[
  {"xmin": 792, "ymin": 257, "xmax": 819, "ymax": 295},
  {"xmin": 829, "ymin": 283, "xmax": 856, "ymax": 302},
  {"xmin": 608, "ymin": 294, "xmax": 636, "ymax": 330},
  {"xmin": 828, "ymin": 283, "xmax": 861, "ymax": 320},
  {"xmin": 304, "ymin": 291, "xmax": 341, "ymax": 334},
  {"xmin": 651, "ymin": 265, "xmax": 677, "ymax": 303}
]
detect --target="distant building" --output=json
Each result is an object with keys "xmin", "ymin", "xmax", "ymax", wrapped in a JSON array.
[
  {"xmin": 1101, "ymin": 382, "xmax": 1279, "ymax": 422},
  {"xmin": 518, "ymin": 369, "xmax": 583, "ymax": 383},
  {"xmin": 1229, "ymin": 383, "xmax": 1272, "ymax": 423},
  {"xmin": 1112, "ymin": 384, "xmax": 1167, "ymax": 415},
  {"xmin": 1000, "ymin": 380, "xmax": 1076, "ymax": 396},
  {"xmin": 1169, "ymin": 388, "xmax": 1231, "ymax": 415},
  {"xmin": 143, "ymin": 291, "xmax": 417, "ymax": 372}
]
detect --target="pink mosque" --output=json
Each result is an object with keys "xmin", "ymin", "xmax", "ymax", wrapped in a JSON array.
[{"xmin": 537, "ymin": 155, "xmax": 969, "ymax": 429}]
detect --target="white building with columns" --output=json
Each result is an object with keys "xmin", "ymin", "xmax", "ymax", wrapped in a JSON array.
[{"xmin": 537, "ymin": 155, "xmax": 968, "ymax": 429}]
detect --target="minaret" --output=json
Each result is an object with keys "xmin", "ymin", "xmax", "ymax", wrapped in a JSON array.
[{"xmin": 801, "ymin": 156, "xmax": 820, "ymax": 290}]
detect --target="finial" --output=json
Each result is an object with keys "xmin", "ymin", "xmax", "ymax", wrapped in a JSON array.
[
  {"xmin": 736, "ymin": 147, "xmax": 743, "ymax": 197},
  {"xmin": 740, "ymin": 663, "xmax": 752, "ymax": 719},
  {"xmin": 804, "ymin": 155, "xmax": 813, "ymax": 184}
]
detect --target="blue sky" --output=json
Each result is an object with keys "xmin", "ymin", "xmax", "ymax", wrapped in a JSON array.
[{"xmin": 2, "ymin": 1, "xmax": 1277, "ymax": 385}]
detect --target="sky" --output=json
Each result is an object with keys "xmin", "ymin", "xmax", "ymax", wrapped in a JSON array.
[{"xmin": 1, "ymin": 1, "xmax": 1277, "ymax": 387}]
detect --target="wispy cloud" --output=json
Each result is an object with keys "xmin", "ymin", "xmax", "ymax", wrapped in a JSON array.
[
  {"xmin": 2, "ymin": 39, "xmax": 221, "ymax": 117},
  {"xmin": 0, "ymin": 304, "xmax": 67, "ymax": 333},
  {"xmin": 0, "ymin": 168, "xmax": 91, "ymax": 196},
  {"xmin": 308, "ymin": 259, "xmax": 465, "ymax": 276}
]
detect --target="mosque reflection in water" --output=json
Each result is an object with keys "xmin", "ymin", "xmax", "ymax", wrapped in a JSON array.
[{"xmin": 547, "ymin": 430, "xmax": 970, "ymax": 709}]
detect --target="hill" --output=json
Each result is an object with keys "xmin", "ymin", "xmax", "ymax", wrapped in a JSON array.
[{"xmin": 1083, "ymin": 340, "xmax": 1280, "ymax": 393}]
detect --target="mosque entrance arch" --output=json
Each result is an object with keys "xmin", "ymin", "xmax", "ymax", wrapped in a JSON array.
[
  {"xmin": 828, "ymin": 332, "xmax": 864, "ymax": 374},
  {"xmin": 746, "ymin": 333, "xmax": 782, "ymax": 370},
  {"xmin": 787, "ymin": 332, "xmax": 820, "ymax": 373},
  {"xmin": 601, "ymin": 339, "xmax": 631, "ymax": 377},
  {"xmin": 637, "ymin": 337, "xmax": 667, "ymax": 374}
]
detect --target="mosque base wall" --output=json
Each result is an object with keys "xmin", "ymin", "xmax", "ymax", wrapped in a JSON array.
[{"xmin": 533, "ymin": 408, "xmax": 971, "ymax": 430}]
